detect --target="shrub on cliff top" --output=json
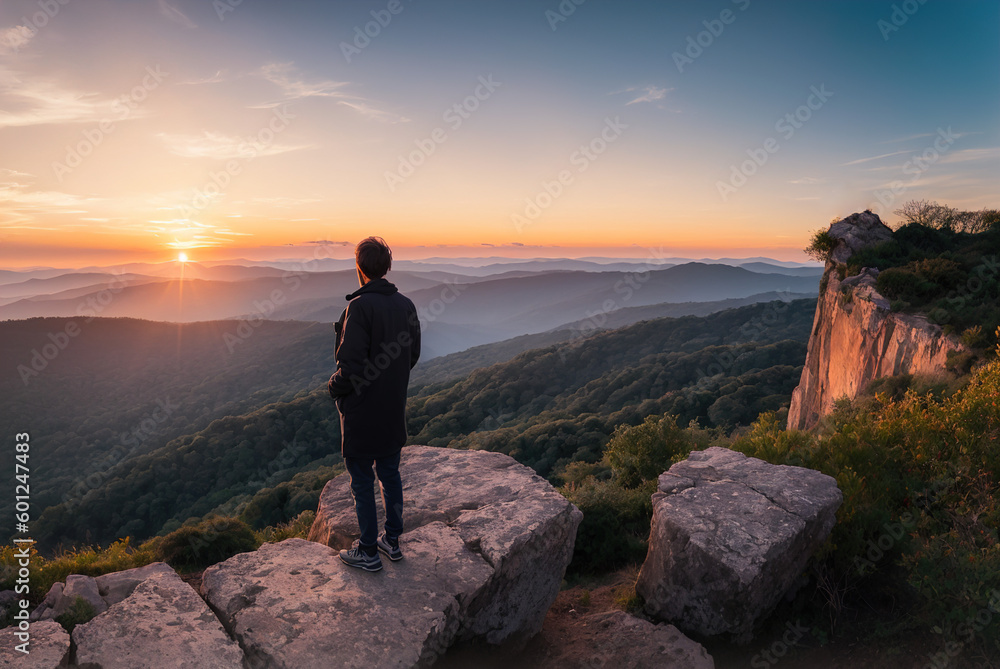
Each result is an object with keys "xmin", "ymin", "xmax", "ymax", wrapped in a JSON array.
[
  {"xmin": 842, "ymin": 203, "xmax": 1000, "ymax": 339},
  {"xmin": 805, "ymin": 228, "xmax": 838, "ymax": 263}
]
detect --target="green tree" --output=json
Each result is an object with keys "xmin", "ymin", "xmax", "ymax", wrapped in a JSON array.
[{"xmin": 604, "ymin": 414, "xmax": 694, "ymax": 488}]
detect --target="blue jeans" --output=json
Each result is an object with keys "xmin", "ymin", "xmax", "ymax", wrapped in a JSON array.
[{"xmin": 344, "ymin": 452, "xmax": 403, "ymax": 548}]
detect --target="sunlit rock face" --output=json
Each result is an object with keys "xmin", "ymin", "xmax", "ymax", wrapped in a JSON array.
[{"xmin": 787, "ymin": 211, "xmax": 964, "ymax": 430}]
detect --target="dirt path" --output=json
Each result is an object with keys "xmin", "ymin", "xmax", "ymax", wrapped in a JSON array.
[{"xmin": 434, "ymin": 567, "xmax": 944, "ymax": 669}]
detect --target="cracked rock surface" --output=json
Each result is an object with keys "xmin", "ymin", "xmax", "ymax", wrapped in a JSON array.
[
  {"xmin": 0, "ymin": 620, "xmax": 69, "ymax": 668},
  {"xmin": 636, "ymin": 447, "xmax": 842, "ymax": 641},
  {"xmin": 202, "ymin": 445, "xmax": 581, "ymax": 667},
  {"xmin": 73, "ymin": 570, "xmax": 244, "ymax": 668}
]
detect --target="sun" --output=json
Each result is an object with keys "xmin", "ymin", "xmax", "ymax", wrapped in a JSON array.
[{"xmin": 177, "ymin": 252, "xmax": 189, "ymax": 263}]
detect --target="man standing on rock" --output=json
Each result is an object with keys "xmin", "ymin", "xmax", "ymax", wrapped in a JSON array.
[{"xmin": 328, "ymin": 236, "xmax": 421, "ymax": 572}]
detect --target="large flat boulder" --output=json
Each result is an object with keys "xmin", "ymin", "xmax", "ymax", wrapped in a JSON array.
[
  {"xmin": 201, "ymin": 527, "xmax": 493, "ymax": 668},
  {"xmin": 0, "ymin": 620, "xmax": 70, "ymax": 667},
  {"xmin": 73, "ymin": 570, "xmax": 244, "ymax": 669},
  {"xmin": 307, "ymin": 445, "xmax": 583, "ymax": 646},
  {"xmin": 636, "ymin": 447, "xmax": 841, "ymax": 641}
]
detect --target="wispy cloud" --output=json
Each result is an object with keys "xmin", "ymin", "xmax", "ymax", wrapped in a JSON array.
[
  {"xmin": 240, "ymin": 196, "xmax": 322, "ymax": 208},
  {"xmin": 881, "ymin": 130, "xmax": 982, "ymax": 145},
  {"xmin": 854, "ymin": 146, "xmax": 999, "ymax": 174},
  {"xmin": 0, "ymin": 168, "xmax": 34, "ymax": 179},
  {"xmin": 337, "ymin": 100, "xmax": 409, "ymax": 124},
  {"xmin": 178, "ymin": 70, "xmax": 227, "ymax": 85},
  {"xmin": 258, "ymin": 62, "xmax": 352, "ymax": 104},
  {"xmin": 144, "ymin": 217, "xmax": 253, "ymax": 250},
  {"xmin": 840, "ymin": 149, "xmax": 911, "ymax": 166},
  {"xmin": 0, "ymin": 26, "xmax": 34, "ymax": 54},
  {"xmin": 0, "ymin": 185, "xmax": 87, "ymax": 208},
  {"xmin": 256, "ymin": 62, "xmax": 409, "ymax": 122},
  {"xmin": 624, "ymin": 85, "xmax": 672, "ymax": 106},
  {"xmin": 0, "ymin": 177, "xmax": 102, "ymax": 223},
  {"xmin": 787, "ymin": 176, "xmax": 827, "ymax": 185},
  {"xmin": 158, "ymin": 0, "xmax": 197, "ymax": 29},
  {"xmin": 0, "ymin": 66, "xmax": 147, "ymax": 128},
  {"xmin": 940, "ymin": 146, "xmax": 1000, "ymax": 165},
  {"xmin": 157, "ymin": 131, "xmax": 314, "ymax": 159},
  {"xmin": 879, "ymin": 132, "xmax": 934, "ymax": 144}
]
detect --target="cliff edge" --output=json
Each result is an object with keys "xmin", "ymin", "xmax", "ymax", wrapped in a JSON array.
[{"xmin": 787, "ymin": 211, "xmax": 966, "ymax": 430}]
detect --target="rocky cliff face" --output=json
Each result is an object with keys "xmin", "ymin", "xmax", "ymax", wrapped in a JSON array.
[{"xmin": 787, "ymin": 211, "xmax": 966, "ymax": 430}]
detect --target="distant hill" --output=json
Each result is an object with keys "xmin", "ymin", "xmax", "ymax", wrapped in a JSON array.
[
  {"xmin": 394, "ymin": 258, "xmax": 678, "ymax": 276},
  {"xmin": 0, "ymin": 268, "xmax": 74, "ymax": 286},
  {"xmin": 407, "ymin": 299, "xmax": 816, "ymax": 475},
  {"xmin": 399, "ymin": 263, "xmax": 819, "ymax": 353},
  {"xmin": 0, "ymin": 317, "xmax": 336, "ymax": 533},
  {"xmin": 0, "ymin": 261, "xmax": 820, "ymax": 359},
  {"xmin": 0, "ymin": 271, "xmax": 443, "ymax": 322},
  {"xmin": 410, "ymin": 329, "xmax": 578, "ymax": 388},
  {"xmin": 29, "ymin": 299, "xmax": 815, "ymax": 550},
  {"xmin": 552, "ymin": 291, "xmax": 817, "ymax": 334},
  {"xmin": 410, "ymin": 291, "xmax": 816, "ymax": 386},
  {"xmin": 0, "ymin": 272, "xmax": 155, "ymax": 299},
  {"xmin": 734, "ymin": 262, "xmax": 824, "ymax": 277}
]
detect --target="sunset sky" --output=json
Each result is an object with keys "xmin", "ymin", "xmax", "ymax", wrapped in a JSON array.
[{"xmin": 0, "ymin": 0, "xmax": 997, "ymax": 267}]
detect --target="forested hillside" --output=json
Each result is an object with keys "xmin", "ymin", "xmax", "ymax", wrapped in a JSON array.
[
  {"xmin": 29, "ymin": 299, "xmax": 814, "ymax": 550},
  {"xmin": 409, "ymin": 292, "xmax": 813, "ymax": 387},
  {"xmin": 408, "ymin": 299, "xmax": 815, "ymax": 476},
  {"xmin": 0, "ymin": 317, "xmax": 335, "ymax": 534}
]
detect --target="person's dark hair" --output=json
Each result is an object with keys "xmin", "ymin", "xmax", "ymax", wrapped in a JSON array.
[{"xmin": 355, "ymin": 236, "xmax": 392, "ymax": 279}]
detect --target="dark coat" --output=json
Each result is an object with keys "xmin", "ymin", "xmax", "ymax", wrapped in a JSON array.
[{"xmin": 328, "ymin": 277, "xmax": 421, "ymax": 458}]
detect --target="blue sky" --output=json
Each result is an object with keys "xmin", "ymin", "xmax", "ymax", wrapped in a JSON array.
[{"xmin": 0, "ymin": 0, "xmax": 996, "ymax": 265}]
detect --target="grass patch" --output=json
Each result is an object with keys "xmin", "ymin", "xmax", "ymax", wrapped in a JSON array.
[{"xmin": 54, "ymin": 595, "xmax": 97, "ymax": 633}]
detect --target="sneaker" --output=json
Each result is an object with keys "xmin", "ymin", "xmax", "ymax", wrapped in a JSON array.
[
  {"xmin": 376, "ymin": 532, "xmax": 403, "ymax": 561},
  {"xmin": 339, "ymin": 541, "xmax": 382, "ymax": 572}
]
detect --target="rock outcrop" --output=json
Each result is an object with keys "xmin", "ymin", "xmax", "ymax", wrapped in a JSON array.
[
  {"xmin": 73, "ymin": 570, "xmax": 244, "ymax": 669},
  {"xmin": 202, "ymin": 529, "xmax": 491, "ymax": 668},
  {"xmin": 30, "ymin": 562, "xmax": 175, "ymax": 623},
  {"xmin": 636, "ymin": 447, "xmax": 842, "ymax": 641},
  {"xmin": 94, "ymin": 561, "xmax": 175, "ymax": 607},
  {"xmin": 2, "ymin": 447, "xmax": 579, "ymax": 668},
  {"xmin": 787, "ymin": 211, "xmax": 965, "ymax": 430},
  {"xmin": 308, "ymin": 445, "xmax": 583, "ymax": 646},
  {"xmin": 73, "ymin": 572, "xmax": 243, "ymax": 669},
  {"xmin": 199, "ymin": 445, "xmax": 582, "ymax": 667},
  {"xmin": 29, "ymin": 575, "xmax": 106, "ymax": 623},
  {"xmin": 0, "ymin": 620, "xmax": 70, "ymax": 667},
  {"xmin": 549, "ymin": 611, "xmax": 715, "ymax": 669}
]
